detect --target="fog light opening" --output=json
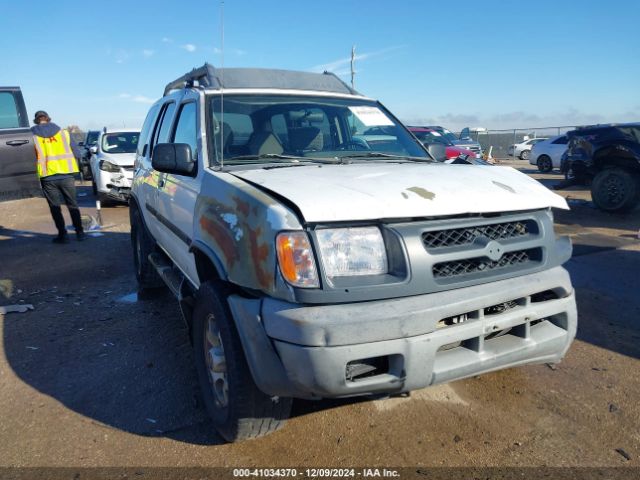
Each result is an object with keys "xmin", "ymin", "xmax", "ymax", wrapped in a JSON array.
[{"xmin": 346, "ymin": 356, "xmax": 389, "ymax": 382}]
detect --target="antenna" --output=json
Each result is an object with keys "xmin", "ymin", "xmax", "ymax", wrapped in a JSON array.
[
  {"xmin": 350, "ymin": 45, "xmax": 355, "ymax": 88},
  {"xmin": 219, "ymin": 0, "xmax": 225, "ymax": 168}
]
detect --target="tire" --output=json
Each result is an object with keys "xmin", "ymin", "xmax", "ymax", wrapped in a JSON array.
[
  {"xmin": 130, "ymin": 207, "xmax": 163, "ymax": 289},
  {"xmin": 193, "ymin": 281, "xmax": 292, "ymax": 442},
  {"xmin": 591, "ymin": 167, "xmax": 640, "ymax": 213},
  {"xmin": 92, "ymin": 180, "xmax": 97, "ymax": 195},
  {"xmin": 537, "ymin": 155, "xmax": 553, "ymax": 173},
  {"xmin": 520, "ymin": 150, "xmax": 530, "ymax": 160}
]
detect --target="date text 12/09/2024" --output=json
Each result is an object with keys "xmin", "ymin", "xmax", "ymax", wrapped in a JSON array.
[{"xmin": 232, "ymin": 469, "xmax": 400, "ymax": 478}]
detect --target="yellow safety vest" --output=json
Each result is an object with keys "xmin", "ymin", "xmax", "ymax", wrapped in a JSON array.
[{"xmin": 33, "ymin": 129, "xmax": 79, "ymax": 178}]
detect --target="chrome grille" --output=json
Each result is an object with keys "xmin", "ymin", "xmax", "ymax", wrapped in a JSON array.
[
  {"xmin": 433, "ymin": 249, "xmax": 536, "ymax": 278},
  {"xmin": 423, "ymin": 220, "xmax": 533, "ymax": 249}
]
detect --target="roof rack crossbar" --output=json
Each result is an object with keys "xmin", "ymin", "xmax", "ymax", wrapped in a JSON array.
[{"xmin": 163, "ymin": 63, "xmax": 220, "ymax": 96}]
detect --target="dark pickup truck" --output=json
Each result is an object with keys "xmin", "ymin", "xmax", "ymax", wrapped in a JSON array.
[
  {"xmin": 0, "ymin": 87, "xmax": 40, "ymax": 201},
  {"xmin": 563, "ymin": 123, "xmax": 640, "ymax": 212}
]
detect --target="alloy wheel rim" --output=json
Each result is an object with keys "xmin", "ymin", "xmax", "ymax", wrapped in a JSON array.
[{"xmin": 204, "ymin": 313, "xmax": 228, "ymax": 408}]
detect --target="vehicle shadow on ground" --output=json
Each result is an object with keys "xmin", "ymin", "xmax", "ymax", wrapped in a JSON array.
[
  {"xmin": 0, "ymin": 225, "xmax": 371, "ymax": 446},
  {"xmin": 1, "ymin": 226, "xmax": 225, "ymax": 446},
  {"xmin": 2, "ymin": 220, "xmax": 639, "ymax": 447},
  {"xmin": 567, "ymin": 246, "xmax": 640, "ymax": 361}
]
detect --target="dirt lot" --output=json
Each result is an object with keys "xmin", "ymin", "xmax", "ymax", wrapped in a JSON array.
[{"xmin": 1, "ymin": 162, "xmax": 639, "ymax": 479}]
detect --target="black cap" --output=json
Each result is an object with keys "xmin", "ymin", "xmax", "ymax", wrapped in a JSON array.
[{"xmin": 33, "ymin": 110, "xmax": 50, "ymax": 124}]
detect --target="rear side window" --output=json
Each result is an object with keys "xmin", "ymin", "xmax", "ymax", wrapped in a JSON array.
[
  {"xmin": 172, "ymin": 102, "xmax": 198, "ymax": 161},
  {"xmin": 552, "ymin": 136, "xmax": 568, "ymax": 145},
  {"xmin": 0, "ymin": 92, "xmax": 20, "ymax": 129},
  {"xmin": 137, "ymin": 104, "xmax": 161, "ymax": 156},
  {"xmin": 152, "ymin": 102, "xmax": 177, "ymax": 150}
]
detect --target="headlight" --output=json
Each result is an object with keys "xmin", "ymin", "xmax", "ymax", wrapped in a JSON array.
[
  {"xmin": 99, "ymin": 160, "xmax": 121, "ymax": 172},
  {"xmin": 276, "ymin": 232, "xmax": 319, "ymax": 288},
  {"xmin": 316, "ymin": 227, "xmax": 388, "ymax": 281}
]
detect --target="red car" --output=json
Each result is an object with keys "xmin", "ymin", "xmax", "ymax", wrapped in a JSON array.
[{"xmin": 408, "ymin": 126, "xmax": 476, "ymax": 160}]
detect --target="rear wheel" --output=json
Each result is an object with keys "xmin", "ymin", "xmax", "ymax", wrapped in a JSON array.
[
  {"xmin": 537, "ymin": 155, "xmax": 553, "ymax": 173},
  {"xmin": 130, "ymin": 207, "xmax": 163, "ymax": 289},
  {"xmin": 193, "ymin": 281, "xmax": 292, "ymax": 442},
  {"xmin": 520, "ymin": 149, "xmax": 531, "ymax": 160},
  {"xmin": 591, "ymin": 167, "xmax": 640, "ymax": 212}
]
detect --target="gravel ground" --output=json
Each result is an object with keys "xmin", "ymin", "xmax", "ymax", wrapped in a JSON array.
[{"xmin": 0, "ymin": 169, "xmax": 639, "ymax": 479}]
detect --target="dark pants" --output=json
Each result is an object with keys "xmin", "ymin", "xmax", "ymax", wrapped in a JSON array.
[{"xmin": 41, "ymin": 175, "xmax": 83, "ymax": 236}]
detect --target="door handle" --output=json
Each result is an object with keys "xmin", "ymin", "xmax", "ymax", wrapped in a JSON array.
[
  {"xmin": 158, "ymin": 179, "xmax": 165, "ymax": 188},
  {"xmin": 6, "ymin": 140, "xmax": 29, "ymax": 146}
]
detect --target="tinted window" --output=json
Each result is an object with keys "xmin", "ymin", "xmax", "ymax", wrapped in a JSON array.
[
  {"xmin": 552, "ymin": 136, "xmax": 568, "ymax": 145},
  {"xmin": 172, "ymin": 102, "xmax": 198, "ymax": 161},
  {"xmin": 137, "ymin": 104, "xmax": 161, "ymax": 156},
  {"xmin": 0, "ymin": 92, "xmax": 20, "ymax": 129},
  {"xmin": 154, "ymin": 102, "xmax": 177, "ymax": 147},
  {"xmin": 102, "ymin": 132, "xmax": 140, "ymax": 153}
]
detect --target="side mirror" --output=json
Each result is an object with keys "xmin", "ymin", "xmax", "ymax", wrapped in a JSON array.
[
  {"xmin": 78, "ymin": 141, "xmax": 85, "ymax": 147},
  {"xmin": 89, "ymin": 146, "xmax": 98, "ymax": 154},
  {"xmin": 152, "ymin": 143, "xmax": 196, "ymax": 176},
  {"xmin": 426, "ymin": 143, "xmax": 447, "ymax": 162}
]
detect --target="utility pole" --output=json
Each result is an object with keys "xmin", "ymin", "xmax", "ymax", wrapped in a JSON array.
[{"xmin": 350, "ymin": 45, "xmax": 355, "ymax": 89}]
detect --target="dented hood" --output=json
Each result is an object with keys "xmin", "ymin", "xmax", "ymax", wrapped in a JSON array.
[{"xmin": 231, "ymin": 163, "xmax": 568, "ymax": 223}]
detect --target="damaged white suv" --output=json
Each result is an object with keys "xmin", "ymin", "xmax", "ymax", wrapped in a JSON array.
[{"xmin": 130, "ymin": 64, "xmax": 577, "ymax": 442}]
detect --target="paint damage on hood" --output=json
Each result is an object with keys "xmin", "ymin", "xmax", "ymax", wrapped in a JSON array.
[{"xmin": 230, "ymin": 163, "xmax": 569, "ymax": 223}]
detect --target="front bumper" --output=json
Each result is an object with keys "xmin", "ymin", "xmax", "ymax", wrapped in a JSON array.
[
  {"xmin": 228, "ymin": 266, "xmax": 577, "ymax": 399},
  {"xmin": 96, "ymin": 169, "xmax": 133, "ymax": 201}
]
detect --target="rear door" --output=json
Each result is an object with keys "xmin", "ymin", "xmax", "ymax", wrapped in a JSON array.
[
  {"xmin": 0, "ymin": 88, "xmax": 40, "ymax": 201},
  {"xmin": 549, "ymin": 136, "xmax": 568, "ymax": 166}
]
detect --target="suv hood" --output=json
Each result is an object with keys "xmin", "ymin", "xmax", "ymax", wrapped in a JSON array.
[
  {"xmin": 99, "ymin": 152, "xmax": 136, "ymax": 166},
  {"xmin": 231, "ymin": 163, "xmax": 568, "ymax": 222}
]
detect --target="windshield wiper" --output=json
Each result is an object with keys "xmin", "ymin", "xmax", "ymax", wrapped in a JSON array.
[
  {"xmin": 338, "ymin": 152, "xmax": 433, "ymax": 162},
  {"xmin": 225, "ymin": 154, "xmax": 306, "ymax": 163},
  {"xmin": 225, "ymin": 154, "xmax": 346, "ymax": 166}
]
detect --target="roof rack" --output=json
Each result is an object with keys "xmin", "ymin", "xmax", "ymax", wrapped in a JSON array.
[
  {"xmin": 163, "ymin": 63, "xmax": 221, "ymax": 96},
  {"xmin": 163, "ymin": 64, "xmax": 360, "ymax": 97}
]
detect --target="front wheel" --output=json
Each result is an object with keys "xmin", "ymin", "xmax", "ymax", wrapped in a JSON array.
[
  {"xmin": 537, "ymin": 155, "xmax": 553, "ymax": 173},
  {"xmin": 591, "ymin": 168, "xmax": 640, "ymax": 212},
  {"xmin": 193, "ymin": 281, "xmax": 292, "ymax": 442}
]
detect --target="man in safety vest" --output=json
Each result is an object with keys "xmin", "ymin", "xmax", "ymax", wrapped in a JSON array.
[{"xmin": 32, "ymin": 110, "xmax": 85, "ymax": 243}]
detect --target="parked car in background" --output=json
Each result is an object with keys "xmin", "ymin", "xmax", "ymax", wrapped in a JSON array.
[
  {"xmin": 508, "ymin": 138, "xmax": 547, "ymax": 160},
  {"xmin": 529, "ymin": 135, "xmax": 568, "ymax": 172},
  {"xmin": 0, "ymin": 86, "xmax": 40, "ymax": 201},
  {"xmin": 426, "ymin": 125, "xmax": 483, "ymax": 158},
  {"xmin": 90, "ymin": 128, "xmax": 140, "ymax": 204},
  {"xmin": 408, "ymin": 126, "xmax": 476, "ymax": 161},
  {"xmin": 78, "ymin": 130, "xmax": 100, "ymax": 179},
  {"xmin": 563, "ymin": 123, "xmax": 640, "ymax": 212}
]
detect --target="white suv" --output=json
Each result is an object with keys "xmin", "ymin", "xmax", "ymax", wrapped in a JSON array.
[
  {"xmin": 130, "ymin": 64, "xmax": 577, "ymax": 442},
  {"xmin": 90, "ymin": 128, "xmax": 140, "ymax": 204},
  {"xmin": 508, "ymin": 138, "xmax": 548, "ymax": 160}
]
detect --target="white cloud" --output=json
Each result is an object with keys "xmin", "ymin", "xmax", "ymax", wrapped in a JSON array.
[
  {"xmin": 162, "ymin": 37, "xmax": 173, "ymax": 43},
  {"xmin": 117, "ymin": 93, "xmax": 155, "ymax": 105},
  {"xmin": 142, "ymin": 49, "xmax": 155, "ymax": 58},
  {"xmin": 311, "ymin": 46, "xmax": 405, "ymax": 73},
  {"xmin": 133, "ymin": 95, "xmax": 155, "ymax": 104},
  {"xmin": 182, "ymin": 44, "xmax": 197, "ymax": 52}
]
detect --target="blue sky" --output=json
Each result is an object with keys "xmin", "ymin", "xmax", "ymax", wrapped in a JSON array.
[{"xmin": 2, "ymin": 0, "xmax": 639, "ymax": 131}]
